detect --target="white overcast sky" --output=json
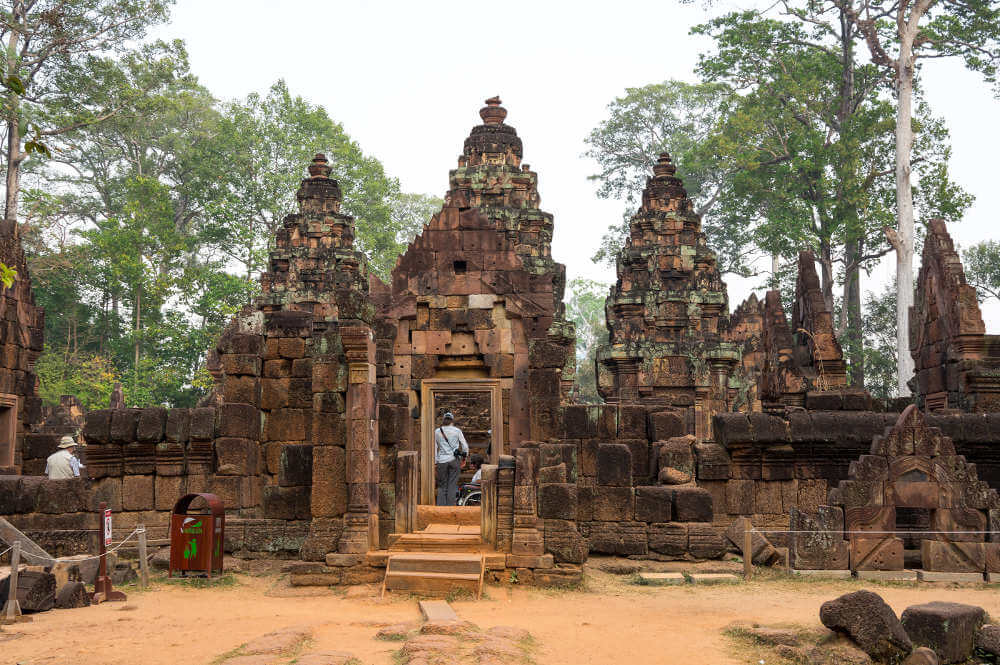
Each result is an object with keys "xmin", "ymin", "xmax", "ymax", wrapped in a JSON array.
[{"xmin": 156, "ymin": 0, "xmax": 999, "ymax": 329}]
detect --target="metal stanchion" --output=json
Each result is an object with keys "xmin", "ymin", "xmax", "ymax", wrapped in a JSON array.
[
  {"xmin": 743, "ymin": 526, "xmax": 753, "ymax": 581},
  {"xmin": 137, "ymin": 525, "xmax": 149, "ymax": 590},
  {"xmin": 2, "ymin": 541, "xmax": 22, "ymax": 621}
]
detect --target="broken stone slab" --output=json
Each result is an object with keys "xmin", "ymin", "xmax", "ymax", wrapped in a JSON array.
[
  {"xmin": 420, "ymin": 620, "xmax": 480, "ymax": 637},
  {"xmin": 901, "ymin": 601, "xmax": 985, "ymax": 664},
  {"xmin": 242, "ymin": 627, "xmax": 312, "ymax": 656},
  {"xmin": 418, "ymin": 599, "xmax": 458, "ymax": 622},
  {"xmin": 400, "ymin": 634, "xmax": 460, "ymax": 660},
  {"xmin": 487, "ymin": 626, "xmax": 532, "ymax": 642},
  {"xmin": 856, "ymin": 569, "xmax": 918, "ymax": 582},
  {"xmin": 916, "ymin": 570, "xmax": 984, "ymax": 583},
  {"xmin": 805, "ymin": 635, "xmax": 874, "ymax": 665},
  {"xmin": 375, "ymin": 622, "xmax": 419, "ymax": 641},
  {"xmin": 294, "ymin": 653, "xmax": 358, "ymax": 665},
  {"xmin": 819, "ymin": 590, "xmax": 912, "ymax": 662},
  {"xmin": 689, "ymin": 573, "xmax": 739, "ymax": 584},
  {"xmin": 727, "ymin": 622, "xmax": 800, "ymax": 646},
  {"xmin": 637, "ymin": 572, "xmax": 685, "ymax": 585},
  {"xmin": 791, "ymin": 569, "xmax": 852, "ymax": 579}
]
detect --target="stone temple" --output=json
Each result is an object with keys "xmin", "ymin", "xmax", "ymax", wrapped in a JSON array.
[{"xmin": 3, "ymin": 97, "xmax": 1000, "ymax": 586}]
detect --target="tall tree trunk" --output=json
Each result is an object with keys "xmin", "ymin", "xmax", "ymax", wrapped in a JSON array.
[
  {"xmin": 895, "ymin": 33, "xmax": 917, "ymax": 395},
  {"xmin": 845, "ymin": 238, "xmax": 864, "ymax": 387},
  {"xmin": 819, "ymin": 243, "xmax": 835, "ymax": 314},
  {"xmin": 3, "ymin": 1, "xmax": 24, "ymax": 238},
  {"xmin": 771, "ymin": 253, "xmax": 780, "ymax": 289},
  {"xmin": 133, "ymin": 287, "xmax": 141, "ymax": 398}
]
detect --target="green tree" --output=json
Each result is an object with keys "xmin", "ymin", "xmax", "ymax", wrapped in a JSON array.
[
  {"xmin": 588, "ymin": 10, "xmax": 970, "ymax": 388},
  {"xmin": 584, "ymin": 81, "xmax": 758, "ymax": 276},
  {"xmin": 35, "ymin": 346, "xmax": 119, "ymax": 409},
  {"xmin": 862, "ymin": 282, "xmax": 900, "ymax": 400},
  {"xmin": 391, "ymin": 192, "xmax": 444, "ymax": 250},
  {"xmin": 964, "ymin": 241, "xmax": 1000, "ymax": 304},
  {"xmin": 565, "ymin": 278, "xmax": 610, "ymax": 403},
  {"xmin": 210, "ymin": 81, "xmax": 417, "ymax": 281},
  {"xmin": 0, "ymin": 0, "xmax": 173, "ymax": 235},
  {"xmin": 845, "ymin": 0, "xmax": 1000, "ymax": 393}
]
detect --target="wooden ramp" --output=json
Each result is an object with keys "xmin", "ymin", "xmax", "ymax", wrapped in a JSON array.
[
  {"xmin": 381, "ymin": 551, "xmax": 485, "ymax": 599},
  {"xmin": 388, "ymin": 524, "xmax": 486, "ymax": 553},
  {"xmin": 381, "ymin": 516, "xmax": 491, "ymax": 599}
]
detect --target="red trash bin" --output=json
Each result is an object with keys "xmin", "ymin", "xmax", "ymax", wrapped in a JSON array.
[{"xmin": 169, "ymin": 493, "xmax": 225, "ymax": 578}]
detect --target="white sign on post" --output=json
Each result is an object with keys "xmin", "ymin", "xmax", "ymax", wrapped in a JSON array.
[{"xmin": 103, "ymin": 508, "xmax": 113, "ymax": 546}]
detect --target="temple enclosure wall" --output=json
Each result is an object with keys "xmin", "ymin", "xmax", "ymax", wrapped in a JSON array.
[{"xmin": 4, "ymin": 98, "xmax": 1000, "ymax": 580}]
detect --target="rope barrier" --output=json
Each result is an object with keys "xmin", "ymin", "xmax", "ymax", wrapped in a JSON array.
[
  {"xmin": 12, "ymin": 526, "xmax": 143, "ymax": 565},
  {"xmin": 750, "ymin": 529, "xmax": 1000, "ymax": 535}
]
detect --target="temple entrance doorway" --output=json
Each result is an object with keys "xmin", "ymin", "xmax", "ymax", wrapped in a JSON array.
[{"xmin": 419, "ymin": 378, "xmax": 503, "ymax": 504}]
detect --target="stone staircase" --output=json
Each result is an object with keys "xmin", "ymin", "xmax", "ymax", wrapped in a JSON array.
[{"xmin": 380, "ymin": 506, "xmax": 495, "ymax": 599}]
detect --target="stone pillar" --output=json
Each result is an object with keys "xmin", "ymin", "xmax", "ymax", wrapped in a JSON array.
[
  {"xmin": 511, "ymin": 444, "xmax": 544, "ymax": 559},
  {"xmin": 340, "ymin": 326, "xmax": 378, "ymax": 553}
]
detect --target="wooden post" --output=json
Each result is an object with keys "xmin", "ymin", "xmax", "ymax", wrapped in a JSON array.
[
  {"xmin": 395, "ymin": 451, "xmax": 418, "ymax": 535},
  {"xmin": 137, "ymin": 525, "xmax": 149, "ymax": 590},
  {"xmin": 3, "ymin": 541, "xmax": 22, "ymax": 620},
  {"xmin": 743, "ymin": 526, "xmax": 753, "ymax": 581},
  {"xmin": 480, "ymin": 464, "xmax": 498, "ymax": 548}
]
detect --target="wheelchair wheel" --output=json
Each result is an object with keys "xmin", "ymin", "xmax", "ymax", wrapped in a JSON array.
[{"xmin": 459, "ymin": 490, "xmax": 482, "ymax": 506}]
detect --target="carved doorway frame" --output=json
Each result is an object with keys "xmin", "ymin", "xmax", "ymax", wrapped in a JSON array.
[{"xmin": 419, "ymin": 378, "xmax": 503, "ymax": 505}]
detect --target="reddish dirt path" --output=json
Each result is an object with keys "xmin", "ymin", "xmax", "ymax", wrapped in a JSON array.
[{"xmin": 5, "ymin": 567, "xmax": 1000, "ymax": 665}]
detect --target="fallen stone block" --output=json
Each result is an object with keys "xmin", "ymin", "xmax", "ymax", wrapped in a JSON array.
[
  {"xmin": 820, "ymin": 589, "xmax": 912, "ymax": 662},
  {"xmin": 55, "ymin": 581, "xmax": 90, "ymax": 609},
  {"xmin": 901, "ymin": 601, "xmax": 985, "ymax": 664}
]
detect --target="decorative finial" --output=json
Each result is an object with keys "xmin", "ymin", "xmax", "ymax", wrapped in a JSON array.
[
  {"xmin": 308, "ymin": 153, "xmax": 332, "ymax": 178},
  {"xmin": 480, "ymin": 96, "xmax": 507, "ymax": 125},
  {"xmin": 653, "ymin": 152, "xmax": 677, "ymax": 177}
]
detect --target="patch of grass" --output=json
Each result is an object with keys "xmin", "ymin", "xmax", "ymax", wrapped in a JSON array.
[
  {"xmin": 163, "ymin": 572, "xmax": 239, "ymax": 589},
  {"xmin": 210, "ymin": 644, "xmax": 247, "ymax": 665},
  {"xmin": 390, "ymin": 648, "xmax": 407, "ymax": 665},
  {"xmin": 446, "ymin": 587, "xmax": 474, "ymax": 603},
  {"xmin": 630, "ymin": 572, "xmax": 649, "ymax": 586}
]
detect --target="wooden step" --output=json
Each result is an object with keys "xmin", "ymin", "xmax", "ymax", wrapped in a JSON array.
[
  {"xmin": 382, "ymin": 551, "xmax": 486, "ymax": 599},
  {"xmin": 388, "ymin": 553, "xmax": 483, "ymax": 576},
  {"xmin": 383, "ymin": 570, "xmax": 481, "ymax": 595},
  {"xmin": 416, "ymin": 505, "xmax": 481, "ymax": 530},
  {"xmin": 389, "ymin": 532, "xmax": 485, "ymax": 552}
]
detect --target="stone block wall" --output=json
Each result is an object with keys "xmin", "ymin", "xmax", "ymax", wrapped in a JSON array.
[
  {"xmin": 530, "ymin": 403, "xmax": 729, "ymax": 562},
  {"xmin": 714, "ymin": 407, "xmax": 1000, "ymax": 548},
  {"xmin": 0, "ymin": 220, "xmax": 45, "ymax": 474},
  {"xmin": 0, "ymin": 476, "xmax": 97, "ymax": 557}
]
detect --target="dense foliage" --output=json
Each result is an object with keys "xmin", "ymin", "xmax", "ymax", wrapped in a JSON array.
[{"xmin": 4, "ymin": 18, "xmax": 439, "ymax": 408}]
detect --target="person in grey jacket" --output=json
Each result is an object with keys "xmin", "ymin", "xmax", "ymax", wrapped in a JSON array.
[{"xmin": 434, "ymin": 412, "xmax": 468, "ymax": 506}]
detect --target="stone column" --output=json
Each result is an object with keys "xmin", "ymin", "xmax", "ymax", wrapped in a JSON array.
[{"xmin": 340, "ymin": 326, "xmax": 378, "ymax": 553}]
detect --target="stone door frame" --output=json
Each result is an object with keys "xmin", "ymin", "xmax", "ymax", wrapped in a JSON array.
[{"xmin": 419, "ymin": 378, "xmax": 504, "ymax": 504}]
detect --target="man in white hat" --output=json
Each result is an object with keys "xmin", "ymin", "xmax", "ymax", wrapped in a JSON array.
[
  {"xmin": 434, "ymin": 412, "xmax": 468, "ymax": 506},
  {"xmin": 45, "ymin": 436, "xmax": 84, "ymax": 480}
]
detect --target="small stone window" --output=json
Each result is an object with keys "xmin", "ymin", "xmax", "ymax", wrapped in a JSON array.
[
  {"xmin": 0, "ymin": 393, "xmax": 17, "ymax": 469},
  {"xmin": 453, "ymin": 260, "xmax": 467, "ymax": 275}
]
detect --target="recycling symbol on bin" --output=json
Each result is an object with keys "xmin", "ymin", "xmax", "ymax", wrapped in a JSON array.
[{"xmin": 181, "ymin": 517, "xmax": 202, "ymax": 560}]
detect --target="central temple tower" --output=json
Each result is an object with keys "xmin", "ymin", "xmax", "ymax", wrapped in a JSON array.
[{"xmin": 596, "ymin": 153, "xmax": 742, "ymax": 440}]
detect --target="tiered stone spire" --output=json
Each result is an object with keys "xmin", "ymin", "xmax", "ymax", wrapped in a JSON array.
[
  {"xmin": 258, "ymin": 153, "xmax": 371, "ymax": 327},
  {"xmin": 596, "ymin": 153, "xmax": 740, "ymax": 440}
]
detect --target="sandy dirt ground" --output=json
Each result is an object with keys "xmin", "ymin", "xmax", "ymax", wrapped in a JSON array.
[{"xmin": 4, "ymin": 563, "xmax": 1000, "ymax": 665}]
